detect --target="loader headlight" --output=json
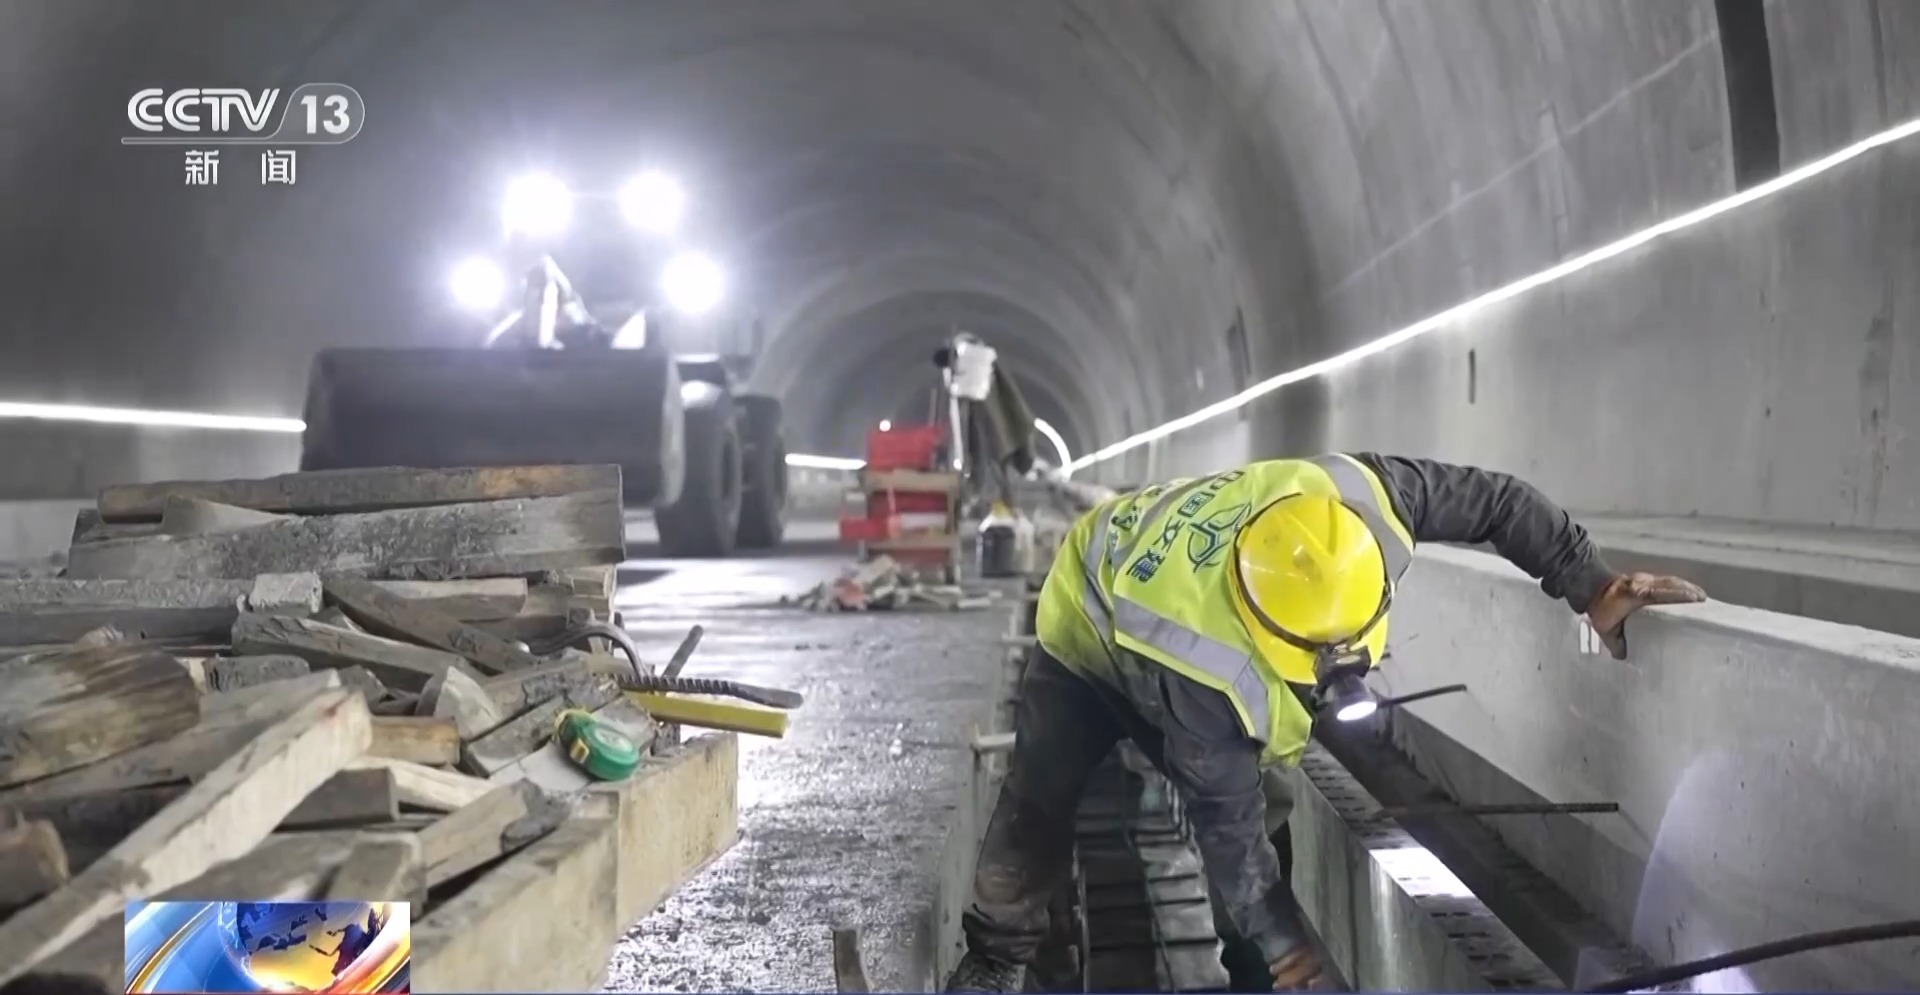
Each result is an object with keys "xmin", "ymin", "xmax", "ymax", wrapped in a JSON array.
[
  {"xmin": 618, "ymin": 171, "xmax": 687, "ymax": 236},
  {"xmin": 449, "ymin": 257, "xmax": 506, "ymax": 311},
  {"xmin": 661, "ymin": 251, "xmax": 725, "ymax": 316},
  {"xmin": 501, "ymin": 173, "xmax": 573, "ymax": 238}
]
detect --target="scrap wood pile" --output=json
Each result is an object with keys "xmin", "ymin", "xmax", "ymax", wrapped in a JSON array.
[
  {"xmin": 0, "ymin": 463, "xmax": 764, "ymax": 990},
  {"xmin": 784, "ymin": 554, "xmax": 1004, "ymax": 612}
]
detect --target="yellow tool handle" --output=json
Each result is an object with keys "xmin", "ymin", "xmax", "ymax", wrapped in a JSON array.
[{"xmin": 626, "ymin": 692, "xmax": 789, "ymax": 739}]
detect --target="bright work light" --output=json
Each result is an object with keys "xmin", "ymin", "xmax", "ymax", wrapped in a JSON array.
[
  {"xmin": 619, "ymin": 171, "xmax": 688, "ymax": 235},
  {"xmin": 449, "ymin": 257, "xmax": 506, "ymax": 311},
  {"xmin": 501, "ymin": 173, "xmax": 573, "ymax": 238},
  {"xmin": 661, "ymin": 251, "xmax": 725, "ymax": 315}
]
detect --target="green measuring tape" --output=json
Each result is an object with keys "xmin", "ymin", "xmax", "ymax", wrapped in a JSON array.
[{"xmin": 552, "ymin": 709, "xmax": 643, "ymax": 781}]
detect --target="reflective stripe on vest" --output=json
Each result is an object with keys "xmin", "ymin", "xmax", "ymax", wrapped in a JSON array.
[
  {"xmin": 1112, "ymin": 592, "xmax": 1269, "ymax": 740},
  {"xmin": 1306, "ymin": 454, "xmax": 1413, "ymax": 582}
]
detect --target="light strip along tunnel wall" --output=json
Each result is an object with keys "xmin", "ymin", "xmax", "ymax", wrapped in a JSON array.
[{"xmin": 4, "ymin": 2, "xmax": 1920, "ymax": 984}]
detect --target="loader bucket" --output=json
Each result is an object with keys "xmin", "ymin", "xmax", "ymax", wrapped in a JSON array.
[{"xmin": 299, "ymin": 347, "xmax": 685, "ymax": 507}]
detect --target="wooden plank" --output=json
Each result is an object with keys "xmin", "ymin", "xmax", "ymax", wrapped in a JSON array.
[
  {"xmin": 203, "ymin": 654, "xmax": 310, "ymax": 691},
  {"xmin": 470, "ymin": 583, "xmax": 586, "ymax": 643},
  {"xmin": 461, "ymin": 682, "xmax": 616, "ymax": 778},
  {"xmin": 246, "ymin": 572, "xmax": 323, "ymax": 616},
  {"xmin": 345, "ymin": 756, "xmax": 492, "ymax": 812},
  {"xmin": 0, "ymin": 643, "xmax": 201, "ymax": 789},
  {"xmin": 158, "ymin": 496, "xmax": 290, "ymax": 535},
  {"xmin": 372, "ymin": 578, "xmax": 528, "ymax": 621},
  {"xmin": 413, "ymin": 814, "xmax": 620, "ymax": 992},
  {"xmin": 0, "ymin": 689, "xmax": 372, "ymax": 983},
  {"xmin": 322, "ymin": 573, "xmax": 543, "ymax": 675},
  {"xmin": 231, "ymin": 612, "xmax": 478, "ymax": 692},
  {"xmin": 0, "ymin": 819, "xmax": 68, "ymax": 914},
  {"xmin": 334, "ymin": 664, "xmax": 391, "ymax": 705},
  {"xmin": 313, "ymin": 605, "xmax": 362, "ymax": 631},
  {"xmin": 0, "ymin": 672, "xmax": 346, "ymax": 807},
  {"xmin": 416, "ymin": 780, "xmax": 568, "ymax": 888},
  {"xmin": 418, "ymin": 667, "xmax": 507, "ymax": 740},
  {"xmin": 370, "ymin": 716, "xmax": 460, "ymax": 766},
  {"xmin": 97, "ymin": 464, "xmax": 624, "ymax": 521},
  {"xmin": 323, "ymin": 833, "xmax": 422, "ymax": 903},
  {"xmin": 0, "ymin": 578, "xmax": 250, "ymax": 645},
  {"xmin": 0, "ymin": 783, "xmax": 185, "ymax": 873},
  {"xmin": 71, "ymin": 507, "xmax": 159, "ymax": 546},
  {"xmin": 23, "ymin": 831, "xmax": 364, "ymax": 991},
  {"xmin": 587, "ymin": 733, "xmax": 739, "ymax": 929},
  {"xmin": 68, "ymin": 489, "xmax": 626, "ymax": 582},
  {"xmin": 282, "ymin": 767, "xmax": 399, "ymax": 829},
  {"xmin": 862, "ymin": 469, "xmax": 963, "ymax": 495},
  {"xmin": 479, "ymin": 658, "xmax": 621, "ymax": 715}
]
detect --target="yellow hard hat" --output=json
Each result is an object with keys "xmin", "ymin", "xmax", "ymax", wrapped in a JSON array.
[{"xmin": 1229, "ymin": 492, "xmax": 1392, "ymax": 685}]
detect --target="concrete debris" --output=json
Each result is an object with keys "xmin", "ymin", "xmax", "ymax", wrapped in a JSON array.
[
  {"xmin": 784, "ymin": 555, "xmax": 1004, "ymax": 612},
  {"xmin": 0, "ymin": 463, "xmax": 743, "ymax": 990}
]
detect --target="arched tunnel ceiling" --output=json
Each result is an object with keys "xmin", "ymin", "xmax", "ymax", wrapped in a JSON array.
[
  {"xmin": 5, "ymin": 0, "xmax": 1914, "ymax": 487},
  {"xmin": 0, "ymin": 0, "xmax": 1279, "ymax": 459}
]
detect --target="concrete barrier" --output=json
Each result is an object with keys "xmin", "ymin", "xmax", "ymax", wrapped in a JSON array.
[
  {"xmin": 1376, "ymin": 544, "xmax": 1920, "ymax": 990},
  {"xmin": 1582, "ymin": 514, "xmax": 1920, "ymax": 640}
]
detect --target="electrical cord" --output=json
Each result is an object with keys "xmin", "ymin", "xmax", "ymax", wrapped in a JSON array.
[{"xmin": 1579, "ymin": 919, "xmax": 1920, "ymax": 992}]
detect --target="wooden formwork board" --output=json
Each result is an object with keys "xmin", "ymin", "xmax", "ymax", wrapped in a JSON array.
[{"xmin": 412, "ymin": 733, "xmax": 740, "ymax": 991}]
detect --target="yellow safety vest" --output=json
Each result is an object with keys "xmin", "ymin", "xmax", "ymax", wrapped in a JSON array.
[{"xmin": 1035, "ymin": 455, "xmax": 1415, "ymax": 767}]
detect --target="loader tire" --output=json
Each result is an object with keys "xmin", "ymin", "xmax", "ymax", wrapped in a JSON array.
[
  {"xmin": 735, "ymin": 394, "xmax": 788, "ymax": 550},
  {"xmin": 655, "ymin": 399, "xmax": 742, "ymax": 558}
]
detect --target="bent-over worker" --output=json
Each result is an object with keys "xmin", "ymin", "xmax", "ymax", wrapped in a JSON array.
[{"xmin": 942, "ymin": 453, "xmax": 1706, "ymax": 992}]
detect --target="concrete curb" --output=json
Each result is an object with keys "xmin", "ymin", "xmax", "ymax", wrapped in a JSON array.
[
  {"xmin": 1381, "ymin": 543, "xmax": 1920, "ymax": 990},
  {"xmin": 1288, "ymin": 745, "xmax": 1561, "ymax": 991}
]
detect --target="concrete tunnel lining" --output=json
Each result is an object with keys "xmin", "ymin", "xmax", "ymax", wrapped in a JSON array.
[{"xmin": 6, "ymin": 0, "xmax": 1920, "ymax": 986}]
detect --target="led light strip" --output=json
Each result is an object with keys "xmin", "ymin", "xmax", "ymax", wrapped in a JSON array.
[
  {"xmin": 1066, "ymin": 113, "xmax": 1920, "ymax": 472},
  {"xmin": 0, "ymin": 401, "xmax": 306, "ymax": 433},
  {"xmin": 0, "ymin": 400, "xmax": 882, "ymax": 471},
  {"xmin": 17, "ymin": 115, "xmax": 1914, "ymax": 470}
]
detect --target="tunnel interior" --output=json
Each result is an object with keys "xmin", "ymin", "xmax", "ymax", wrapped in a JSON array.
[
  {"xmin": 5, "ymin": 0, "xmax": 1920, "ymax": 989},
  {"xmin": 6, "ymin": 1, "xmax": 1919, "ymax": 517}
]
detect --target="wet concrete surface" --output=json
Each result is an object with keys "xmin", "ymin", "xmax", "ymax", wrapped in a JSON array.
[{"xmin": 600, "ymin": 518, "xmax": 1013, "ymax": 993}]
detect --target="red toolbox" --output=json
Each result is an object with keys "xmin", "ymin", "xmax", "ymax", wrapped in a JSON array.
[
  {"xmin": 865, "ymin": 425, "xmax": 945, "ymax": 471},
  {"xmin": 837, "ymin": 515, "xmax": 900, "ymax": 543},
  {"xmin": 867, "ymin": 490, "xmax": 953, "ymax": 516}
]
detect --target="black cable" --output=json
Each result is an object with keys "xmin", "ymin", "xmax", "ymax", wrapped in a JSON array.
[
  {"xmin": 1378, "ymin": 683, "xmax": 1469, "ymax": 709},
  {"xmin": 618, "ymin": 674, "xmax": 805, "ymax": 710},
  {"xmin": 1579, "ymin": 919, "xmax": 1920, "ymax": 992}
]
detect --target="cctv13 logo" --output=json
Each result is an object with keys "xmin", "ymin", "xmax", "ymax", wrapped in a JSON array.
[{"xmin": 123, "ymin": 83, "xmax": 365, "ymax": 145}]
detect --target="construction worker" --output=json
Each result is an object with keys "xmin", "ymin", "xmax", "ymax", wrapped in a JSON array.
[{"xmin": 942, "ymin": 453, "xmax": 1706, "ymax": 993}]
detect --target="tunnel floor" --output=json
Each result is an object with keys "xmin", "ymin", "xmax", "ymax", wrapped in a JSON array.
[{"xmin": 600, "ymin": 518, "xmax": 1010, "ymax": 992}]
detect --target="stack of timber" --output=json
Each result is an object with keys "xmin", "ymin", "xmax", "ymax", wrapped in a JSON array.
[{"xmin": 0, "ymin": 464, "xmax": 741, "ymax": 992}]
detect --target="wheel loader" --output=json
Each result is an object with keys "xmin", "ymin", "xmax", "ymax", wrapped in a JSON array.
[{"xmin": 297, "ymin": 171, "xmax": 788, "ymax": 558}]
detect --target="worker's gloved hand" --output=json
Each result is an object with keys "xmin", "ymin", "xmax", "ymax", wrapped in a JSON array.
[
  {"xmin": 1268, "ymin": 946, "xmax": 1323, "ymax": 992},
  {"xmin": 1586, "ymin": 572, "xmax": 1707, "ymax": 659}
]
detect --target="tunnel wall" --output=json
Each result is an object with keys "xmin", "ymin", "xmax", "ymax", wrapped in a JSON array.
[
  {"xmin": 1376, "ymin": 544, "xmax": 1920, "ymax": 990},
  {"xmin": 6, "ymin": 0, "xmax": 1920, "ymax": 555},
  {"xmin": 1104, "ymin": 0, "xmax": 1920, "ymax": 536}
]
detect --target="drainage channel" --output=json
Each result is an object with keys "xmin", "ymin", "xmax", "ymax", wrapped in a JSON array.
[{"xmin": 932, "ymin": 579, "xmax": 1642, "ymax": 992}]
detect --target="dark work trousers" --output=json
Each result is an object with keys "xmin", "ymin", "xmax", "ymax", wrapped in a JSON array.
[{"xmin": 961, "ymin": 645, "xmax": 1312, "ymax": 972}]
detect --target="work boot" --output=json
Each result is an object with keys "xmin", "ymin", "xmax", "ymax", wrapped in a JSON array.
[{"xmin": 943, "ymin": 951, "xmax": 1025, "ymax": 993}]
